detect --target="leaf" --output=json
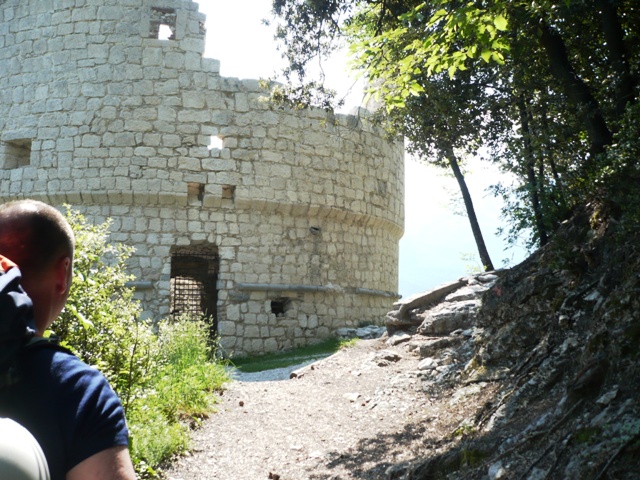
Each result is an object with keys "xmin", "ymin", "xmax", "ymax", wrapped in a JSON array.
[
  {"xmin": 481, "ymin": 50, "xmax": 492, "ymax": 62},
  {"xmin": 494, "ymin": 14, "xmax": 508, "ymax": 31},
  {"xmin": 486, "ymin": 23, "xmax": 497, "ymax": 39},
  {"xmin": 491, "ymin": 51, "xmax": 505, "ymax": 64},
  {"xmin": 432, "ymin": 9, "xmax": 448, "ymax": 19},
  {"xmin": 68, "ymin": 303, "xmax": 95, "ymax": 330},
  {"xmin": 492, "ymin": 39, "xmax": 510, "ymax": 51},
  {"xmin": 408, "ymin": 82, "xmax": 425, "ymax": 96}
]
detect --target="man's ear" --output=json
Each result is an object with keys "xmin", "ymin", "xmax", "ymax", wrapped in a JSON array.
[{"xmin": 55, "ymin": 256, "xmax": 72, "ymax": 294}]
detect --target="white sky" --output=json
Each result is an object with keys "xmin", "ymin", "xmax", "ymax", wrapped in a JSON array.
[{"xmin": 197, "ymin": 0, "xmax": 528, "ymax": 297}]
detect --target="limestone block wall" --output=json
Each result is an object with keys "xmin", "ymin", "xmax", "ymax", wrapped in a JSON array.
[{"xmin": 0, "ymin": 0, "xmax": 405, "ymax": 356}]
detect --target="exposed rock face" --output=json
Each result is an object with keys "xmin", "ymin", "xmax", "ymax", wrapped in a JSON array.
[
  {"xmin": 387, "ymin": 274, "xmax": 498, "ymax": 335},
  {"xmin": 380, "ymin": 205, "xmax": 640, "ymax": 480},
  {"xmin": 386, "ymin": 274, "xmax": 498, "ymax": 336},
  {"xmin": 336, "ymin": 325, "xmax": 387, "ymax": 340},
  {"xmin": 416, "ymin": 299, "xmax": 480, "ymax": 335},
  {"xmin": 377, "ymin": 272, "xmax": 501, "ymax": 393}
]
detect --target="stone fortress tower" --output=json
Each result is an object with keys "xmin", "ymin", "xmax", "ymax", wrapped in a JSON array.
[{"xmin": 0, "ymin": 0, "xmax": 404, "ymax": 356}]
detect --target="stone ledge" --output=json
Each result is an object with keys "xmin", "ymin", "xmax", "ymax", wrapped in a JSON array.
[
  {"xmin": 0, "ymin": 192, "xmax": 401, "ymax": 236},
  {"xmin": 236, "ymin": 283, "xmax": 398, "ymax": 298}
]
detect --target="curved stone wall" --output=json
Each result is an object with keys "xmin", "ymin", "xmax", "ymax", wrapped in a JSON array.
[{"xmin": 0, "ymin": 0, "xmax": 404, "ymax": 356}]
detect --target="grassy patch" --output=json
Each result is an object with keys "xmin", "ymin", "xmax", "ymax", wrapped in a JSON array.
[
  {"xmin": 127, "ymin": 319, "xmax": 230, "ymax": 478},
  {"xmin": 232, "ymin": 337, "xmax": 358, "ymax": 373}
]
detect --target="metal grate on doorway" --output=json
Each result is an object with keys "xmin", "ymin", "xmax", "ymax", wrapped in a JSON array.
[{"xmin": 170, "ymin": 246, "xmax": 219, "ymax": 334}]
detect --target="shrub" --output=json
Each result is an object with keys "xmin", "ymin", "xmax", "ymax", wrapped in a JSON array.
[
  {"xmin": 52, "ymin": 208, "xmax": 229, "ymax": 479},
  {"xmin": 151, "ymin": 318, "xmax": 228, "ymax": 422},
  {"xmin": 54, "ymin": 207, "xmax": 154, "ymax": 404},
  {"xmin": 127, "ymin": 318, "xmax": 229, "ymax": 477}
]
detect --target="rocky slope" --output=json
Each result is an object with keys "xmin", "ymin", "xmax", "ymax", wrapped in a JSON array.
[{"xmin": 385, "ymin": 203, "xmax": 640, "ymax": 479}]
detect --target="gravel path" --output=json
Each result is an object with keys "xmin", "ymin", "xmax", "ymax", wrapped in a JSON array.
[{"xmin": 163, "ymin": 339, "xmax": 433, "ymax": 480}]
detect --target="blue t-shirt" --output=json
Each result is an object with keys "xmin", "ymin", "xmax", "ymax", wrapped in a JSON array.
[{"xmin": 0, "ymin": 345, "xmax": 130, "ymax": 480}]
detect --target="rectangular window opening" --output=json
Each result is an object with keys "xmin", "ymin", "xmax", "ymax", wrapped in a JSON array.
[
  {"xmin": 270, "ymin": 298, "xmax": 290, "ymax": 317},
  {"xmin": 1, "ymin": 139, "xmax": 32, "ymax": 169},
  {"xmin": 150, "ymin": 7, "xmax": 177, "ymax": 40},
  {"xmin": 157, "ymin": 24, "xmax": 174, "ymax": 41},
  {"xmin": 208, "ymin": 135, "xmax": 224, "ymax": 150},
  {"xmin": 221, "ymin": 185, "xmax": 236, "ymax": 200},
  {"xmin": 187, "ymin": 182, "xmax": 205, "ymax": 205}
]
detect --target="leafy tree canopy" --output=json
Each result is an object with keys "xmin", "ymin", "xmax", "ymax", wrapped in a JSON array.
[{"xmin": 270, "ymin": 0, "xmax": 639, "ymax": 250}]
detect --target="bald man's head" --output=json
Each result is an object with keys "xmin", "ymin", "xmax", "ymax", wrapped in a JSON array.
[{"xmin": 0, "ymin": 200, "xmax": 75, "ymax": 278}]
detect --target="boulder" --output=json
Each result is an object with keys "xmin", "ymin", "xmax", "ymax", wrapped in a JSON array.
[
  {"xmin": 445, "ymin": 284, "xmax": 492, "ymax": 302},
  {"xmin": 416, "ymin": 336, "xmax": 463, "ymax": 358},
  {"xmin": 336, "ymin": 325, "xmax": 386, "ymax": 340},
  {"xmin": 417, "ymin": 300, "xmax": 480, "ymax": 335},
  {"xmin": 386, "ymin": 279, "xmax": 466, "ymax": 332}
]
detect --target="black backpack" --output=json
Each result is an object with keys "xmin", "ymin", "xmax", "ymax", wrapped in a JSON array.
[{"xmin": 0, "ymin": 263, "xmax": 66, "ymax": 388}]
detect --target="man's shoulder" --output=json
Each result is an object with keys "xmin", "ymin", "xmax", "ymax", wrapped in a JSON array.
[
  {"xmin": 21, "ymin": 342, "xmax": 111, "ymax": 392},
  {"xmin": 21, "ymin": 339, "xmax": 77, "ymax": 367}
]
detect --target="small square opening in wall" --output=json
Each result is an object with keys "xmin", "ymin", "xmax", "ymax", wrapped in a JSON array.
[
  {"xmin": 150, "ymin": 7, "xmax": 176, "ymax": 40},
  {"xmin": 270, "ymin": 298, "xmax": 290, "ymax": 317},
  {"xmin": 221, "ymin": 185, "xmax": 236, "ymax": 200},
  {"xmin": 208, "ymin": 135, "xmax": 224, "ymax": 150},
  {"xmin": 1, "ymin": 139, "xmax": 32, "ymax": 169},
  {"xmin": 187, "ymin": 182, "xmax": 205, "ymax": 205}
]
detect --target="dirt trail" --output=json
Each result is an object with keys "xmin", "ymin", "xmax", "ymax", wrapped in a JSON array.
[{"xmin": 163, "ymin": 338, "xmax": 495, "ymax": 480}]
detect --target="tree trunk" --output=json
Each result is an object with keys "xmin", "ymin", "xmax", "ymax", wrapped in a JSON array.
[
  {"xmin": 443, "ymin": 144, "xmax": 495, "ymax": 271},
  {"xmin": 517, "ymin": 95, "xmax": 549, "ymax": 246},
  {"xmin": 540, "ymin": 103, "xmax": 563, "ymax": 188},
  {"xmin": 537, "ymin": 21, "xmax": 613, "ymax": 154},
  {"xmin": 596, "ymin": 0, "xmax": 637, "ymax": 117},
  {"xmin": 539, "ymin": 102, "xmax": 568, "ymax": 223}
]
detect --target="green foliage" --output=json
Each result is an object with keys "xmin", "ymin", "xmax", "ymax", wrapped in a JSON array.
[
  {"xmin": 459, "ymin": 448, "xmax": 485, "ymax": 467},
  {"xmin": 272, "ymin": 0, "xmax": 349, "ymax": 82},
  {"xmin": 128, "ymin": 407, "xmax": 189, "ymax": 478},
  {"xmin": 451, "ymin": 422, "xmax": 476, "ymax": 439},
  {"xmin": 268, "ymin": 0, "xmax": 352, "ymax": 110},
  {"xmin": 54, "ymin": 209, "xmax": 229, "ymax": 479},
  {"xmin": 127, "ymin": 318, "xmax": 229, "ymax": 476},
  {"xmin": 595, "ymin": 103, "xmax": 640, "ymax": 228},
  {"xmin": 460, "ymin": 252, "xmax": 483, "ymax": 275},
  {"xmin": 574, "ymin": 426, "xmax": 602, "ymax": 444},
  {"xmin": 271, "ymin": 0, "xmax": 639, "ymax": 252},
  {"xmin": 148, "ymin": 319, "xmax": 228, "ymax": 422},
  {"xmin": 55, "ymin": 207, "xmax": 152, "ymax": 405},
  {"xmin": 339, "ymin": 337, "xmax": 359, "ymax": 349},
  {"xmin": 348, "ymin": 1, "xmax": 510, "ymax": 110},
  {"xmin": 263, "ymin": 79, "xmax": 340, "ymax": 112}
]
